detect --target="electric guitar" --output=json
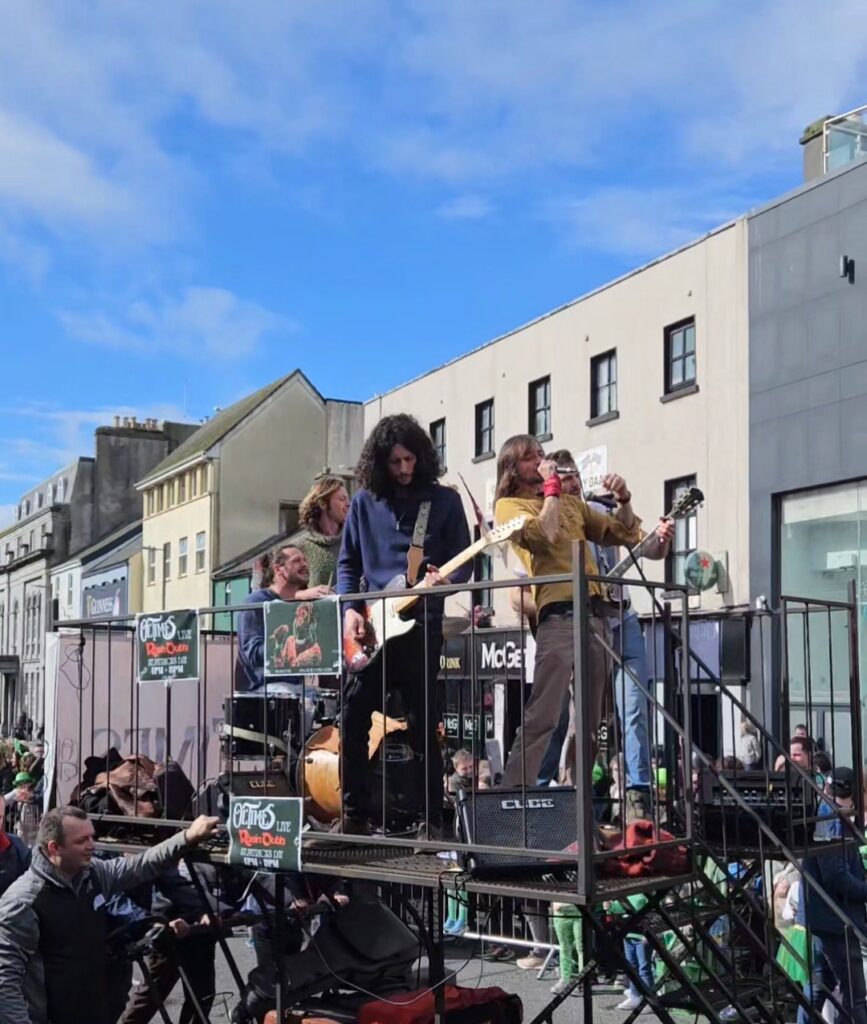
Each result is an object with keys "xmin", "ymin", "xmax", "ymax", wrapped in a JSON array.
[
  {"xmin": 342, "ymin": 515, "xmax": 528, "ymax": 672},
  {"xmin": 606, "ymin": 485, "xmax": 705, "ymax": 579}
]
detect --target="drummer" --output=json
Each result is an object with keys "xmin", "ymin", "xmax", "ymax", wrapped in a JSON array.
[{"xmin": 236, "ymin": 544, "xmax": 333, "ymax": 694}]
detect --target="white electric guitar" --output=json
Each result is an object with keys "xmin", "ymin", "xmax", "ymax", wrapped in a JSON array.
[{"xmin": 342, "ymin": 515, "xmax": 528, "ymax": 672}]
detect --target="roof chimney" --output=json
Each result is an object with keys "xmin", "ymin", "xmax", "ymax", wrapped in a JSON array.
[
  {"xmin": 113, "ymin": 415, "xmax": 121, "ymax": 428},
  {"xmin": 130, "ymin": 415, "xmax": 138, "ymax": 428}
]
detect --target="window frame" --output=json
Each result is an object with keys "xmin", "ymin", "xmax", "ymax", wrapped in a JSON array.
[
  {"xmin": 178, "ymin": 474, "xmax": 186, "ymax": 503},
  {"xmin": 474, "ymin": 399, "xmax": 495, "ymax": 459},
  {"xmin": 430, "ymin": 418, "xmax": 447, "ymax": 472},
  {"xmin": 664, "ymin": 317, "xmax": 697, "ymax": 395},
  {"xmin": 163, "ymin": 542, "xmax": 172, "ymax": 582},
  {"xmin": 178, "ymin": 536, "xmax": 188, "ymax": 577},
  {"xmin": 147, "ymin": 547, "xmax": 156, "ymax": 586},
  {"xmin": 665, "ymin": 474, "xmax": 698, "ymax": 586},
  {"xmin": 590, "ymin": 349, "xmax": 618, "ymax": 420},
  {"xmin": 528, "ymin": 376, "xmax": 552, "ymax": 440},
  {"xmin": 195, "ymin": 531, "xmax": 206, "ymax": 573}
]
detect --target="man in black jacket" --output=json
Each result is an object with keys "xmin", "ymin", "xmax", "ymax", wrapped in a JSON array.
[
  {"xmin": 800, "ymin": 767, "xmax": 867, "ymax": 1024},
  {"xmin": 0, "ymin": 805, "xmax": 218, "ymax": 1024}
]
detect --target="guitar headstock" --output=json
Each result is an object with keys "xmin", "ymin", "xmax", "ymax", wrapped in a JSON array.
[
  {"xmin": 484, "ymin": 515, "xmax": 528, "ymax": 546},
  {"xmin": 669, "ymin": 486, "xmax": 704, "ymax": 519}
]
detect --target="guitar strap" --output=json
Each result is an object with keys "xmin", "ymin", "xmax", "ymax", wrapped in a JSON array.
[{"xmin": 406, "ymin": 500, "xmax": 432, "ymax": 585}]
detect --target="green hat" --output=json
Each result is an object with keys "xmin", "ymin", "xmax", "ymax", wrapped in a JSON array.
[
  {"xmin": 14, "ymin": 772, "xmax": 33, "ymax": 786},
  {"xmin": 592, "ymin": 762, "xmax": 606, "ymax": 784}
]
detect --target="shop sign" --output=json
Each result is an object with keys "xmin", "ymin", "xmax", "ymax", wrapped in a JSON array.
[{"xmin": 136, "ymin": 610, "xmax": 199, "ymax": 683}]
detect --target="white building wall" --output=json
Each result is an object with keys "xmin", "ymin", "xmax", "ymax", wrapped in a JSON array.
[{"xmin": 365, "ymin": 219, "xmax": 750, "ymax": 625}]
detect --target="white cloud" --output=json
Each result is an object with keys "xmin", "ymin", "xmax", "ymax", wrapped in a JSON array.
[
  {"xmin": 552, "ymin": 186, "xmax": 746, "ymax": 260},
  {"xmin": 58, "ymin": 286, "xmax": 291, "ymax": 360},
  {"xmin": 436, "ymin": 195, "xmax": 495, "ymax": 220}
]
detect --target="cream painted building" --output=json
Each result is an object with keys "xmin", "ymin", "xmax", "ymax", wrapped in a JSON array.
[
  {"xmin": 138, "ymin": 371, "xmax": 363, "ymax": 613},
  {"xmin": 365, "ymin": 218, "xmax": 750, "ymax": 623}
]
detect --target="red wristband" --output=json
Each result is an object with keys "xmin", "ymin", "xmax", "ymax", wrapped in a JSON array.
[{"xmin": 543, "ymin": 476, "xmax": 562, "ymax": 498}]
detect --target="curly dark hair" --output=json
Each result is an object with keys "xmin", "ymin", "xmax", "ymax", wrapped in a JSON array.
[{"xmin": 356, "ymin": 414, "xmax": 441, "ymax": 497}]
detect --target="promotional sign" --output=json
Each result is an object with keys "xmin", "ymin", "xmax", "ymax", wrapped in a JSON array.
[
  {"xmin": 82, "ymin": 579, "xmax": 127, "ymax": 620},
  {"xmin": 227, "ymin": 795, "xmax": 303, "ymax": 872},
  {"xmin": 574, "ymin": 444, "xmax": 608, "ymax": 493},
  {"xmin": 136, "ymin": 610, "xmax": 199, "ymax": 683},
  {"xmin": 264, "ymin": 597, "xmax": 340, "ymax": 676},
  {"xmin": 440, "ymin": 629, "xmax": 535, "ymax": 682}
]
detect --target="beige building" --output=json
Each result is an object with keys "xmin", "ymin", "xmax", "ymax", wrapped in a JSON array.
[
  {"xmin": 138, "ymin": 371, "xmax": 363, "ymax": 612},
  {"xmin": 365, "ymin": 218, "xmax": 750, "ymax": 622}
]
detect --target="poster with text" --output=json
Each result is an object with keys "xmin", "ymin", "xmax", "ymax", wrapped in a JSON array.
[
  {"xmin": 136, "ymin": 610, "xmax": 200, "ymax": 684},
  {"xmin": 574, "ymin": 444, "xmax": 608, "ymax": 494},
  {"xmin": 228, "ymin": 795, "xmax": 303, "ymax": 872},
  {"xmin": 263, "ymin": 597, "xmax": 340, "ymax": 676}
]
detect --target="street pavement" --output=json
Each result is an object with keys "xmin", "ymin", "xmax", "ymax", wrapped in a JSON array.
[{"xmin": 149, "ymin": 930, "xmax": 671, "ymax": 1023}]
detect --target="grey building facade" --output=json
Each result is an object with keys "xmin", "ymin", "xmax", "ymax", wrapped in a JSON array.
[{"xmin": 749, "ymin": 155, "xmax": 867, "ymax": 754}]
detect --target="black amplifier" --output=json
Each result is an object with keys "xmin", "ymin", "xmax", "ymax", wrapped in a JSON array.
[
  {"xmin": 700, "ymin": 771, "xmax": 815, "ymax": 844},
  {"xmin": 456, "ymin": 786, "xmax": 578, "ymax": 876}
]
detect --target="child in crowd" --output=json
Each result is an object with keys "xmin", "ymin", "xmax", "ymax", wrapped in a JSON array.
[
  {"xmin": 609, "ymin": 893, "xmax": 653, "ymax": 1011},
  {"xmin": 550, "ymin": 902, "xmax": 582, "ymax": 995}
]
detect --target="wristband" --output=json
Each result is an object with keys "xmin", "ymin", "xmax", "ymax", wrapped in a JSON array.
[{"xmin": 543, "ymin": 476, "xmax": 562, "ymax": 499}]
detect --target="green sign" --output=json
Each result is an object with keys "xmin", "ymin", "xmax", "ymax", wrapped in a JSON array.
[
  {"xmin": 228, "ymin": 795, "xmax": 303, "ymax": 872},
  {"xmin": 684, "ymin": 550, "xmax": 719, "ymax": 592},
  {"xmin": 136, "ymin": 610, "xmax": 199, "ymax": 683},
  {"xmin": 263, "ymin": 597, "xmax": 340, "ymax": 677}
]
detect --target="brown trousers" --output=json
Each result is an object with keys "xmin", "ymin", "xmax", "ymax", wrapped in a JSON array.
[{"xmin": 502, "ymin": 612, "xmax": 610, "ymax": 787}]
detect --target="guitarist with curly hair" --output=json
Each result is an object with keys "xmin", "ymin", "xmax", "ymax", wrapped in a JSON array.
[{"xmin": 337, "ymin": 414, "xmax": 471, "ymax": 839}]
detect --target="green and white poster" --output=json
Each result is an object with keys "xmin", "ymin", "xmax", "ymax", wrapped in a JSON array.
[
  {"xmin": 228, "ymin": 795, "xmax": 303, "ymax": 872},
  {"xmin": 136, "ymin": 610, "xmax": 199, "ymax": 683},
  {"xmin": 263, "ymin": 597, "xmax": 340, "ymax": 676}
]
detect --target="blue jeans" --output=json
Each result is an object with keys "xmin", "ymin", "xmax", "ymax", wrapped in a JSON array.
[
  {"xmin": 624, "ymin": 936, "xmax": 654, "ymax": 997},
  {"xmin": 798, "ymin": 930, "xmax": 867, "ymax": 1024},
  {"xmin": 536, "ymin": 615, "xmax": 651, "ymax": 790}
]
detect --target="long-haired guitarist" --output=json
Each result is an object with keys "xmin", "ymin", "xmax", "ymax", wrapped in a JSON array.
[
  {"xmin": 494, "ymin": 435, "xmax": 641, "ymax": 788},
  {"xmin": 337, "ymin": 413, "xmax": 471, "ymax": 838},
  {"xmin": 536, "ymin": 449, "xmax": 673, "ymax": 822}
]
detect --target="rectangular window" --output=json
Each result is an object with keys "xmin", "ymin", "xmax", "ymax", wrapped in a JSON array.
[
  {"xmin": 195, "ymin": 531, "xmax": 206, "ymax": 573},
  {"xmin": 528, "ymin": 376, "xmax": 551, "ymax": 439},
  {"xmin": 190, "ymin": 469, "xmax": 197, "ymax": 499},
  {"xmin": 473, "ymin": 527, "xmax": 493, "ymax": 608},
  {"xmin": 664, "ymin": 317, "xmax": 697, "ymax": 394},
  {"xmin": 665, "ymin": 475, "xmax": 698, "ymax": 585},
  {"xmin": 279, "ymin": 501, "xmax": 300, "ymax": 536},
  {"xmin": 147, "ymin": 548, "xmax": 156, "ymax": 586},
  {"xmin": 155, "ymin": 487, "xmax": 163, "ymax": 513},
  {"xmin": 163, "ymin": 542, "xmax": 171, "ymax": 581},
  {"xmin": 591, "ymin": 349, "xmax": 618, "ymax": 418},
  {"xmin": 146, "ymin": 490, "xmax": 154, "ymax": 516},
  {"xmin": 165, "ymin": 482, "xmax": 173, "ymax": 508},
  {"xmin": 66, "ymin": 574, "xmax": 72, "ymax": 606},
  {"xmin": 430, "ymin": 418, "xmax": 447, "ymax": 472},
  {"xmin": 474, "ymin": 399, "xmax": 494, "ymax": 458},
  {"xmin": 178, "ymin": 536, "xmax": 188, "ymax": 577},
  {"xmin": 178, "ymin": 474, "xmax": 186, "ymax": 503}
]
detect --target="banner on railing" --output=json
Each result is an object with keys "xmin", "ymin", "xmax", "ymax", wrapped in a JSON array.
[
  {"xmin": 263, "ymin": 597, "xmax": 340, "ymax": 676},
  {"xmin": 228, "ymin": 795, "xmax": 303, "ymax": 872},
  {"xmin": 136, "ymin": 610, "xmax": 200, "ymax": 684}
]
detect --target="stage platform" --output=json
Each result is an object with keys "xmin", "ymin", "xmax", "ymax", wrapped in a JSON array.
[{"xmin": 93, "ymin": 830, "xmax": 697, "ymax": 906}]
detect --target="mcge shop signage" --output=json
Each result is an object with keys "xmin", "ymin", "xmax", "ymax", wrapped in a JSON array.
[{"xmin": 439, "ymin": 630, "xmax": 534, "ymax": 681}]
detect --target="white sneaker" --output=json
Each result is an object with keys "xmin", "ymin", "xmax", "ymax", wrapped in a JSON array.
[
  {"xmin": 516, "ymin": 954, "xmax": 546, "ymax": 970},
  {"xmin": 616, "ymin": 996, "xmax": 642, "ymax": 1011}
]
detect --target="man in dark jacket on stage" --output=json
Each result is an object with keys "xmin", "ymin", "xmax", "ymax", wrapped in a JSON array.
[{"xmin": 0, "ymin": 805, "xmax": 218, "ymax": 1024}]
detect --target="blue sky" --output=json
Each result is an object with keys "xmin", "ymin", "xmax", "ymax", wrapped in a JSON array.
[{"xmin": 1, "ymin": 1, "xmax": 866, "ymax": 524}]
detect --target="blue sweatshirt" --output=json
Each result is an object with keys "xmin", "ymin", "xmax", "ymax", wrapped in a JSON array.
[
  {"xmin": 237, "ymin": 588, "xmax": 301, "ymax": 692},
  {"xmin": 337, "ymin": 484, "xmax": 472, "ymax": 625}
]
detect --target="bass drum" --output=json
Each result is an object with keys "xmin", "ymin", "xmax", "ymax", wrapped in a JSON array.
[{"xmin": 297, "ymin": 725, "xmax": 422, "ymax": 829}]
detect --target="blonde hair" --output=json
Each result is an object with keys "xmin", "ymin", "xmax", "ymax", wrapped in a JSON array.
[{"xmin": 299, "ymin": 476, "xmax": 346, "ymax": 530}]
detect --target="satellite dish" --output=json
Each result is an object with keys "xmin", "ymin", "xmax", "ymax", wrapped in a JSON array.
[{"xmin": 684, "ymin": 550, "xmax": 719, "ymax": 591}]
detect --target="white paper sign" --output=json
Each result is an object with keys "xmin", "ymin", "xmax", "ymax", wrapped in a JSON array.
[{"xmin": 575, "ymin": 445, "xmax": 608, "ymax": 493}]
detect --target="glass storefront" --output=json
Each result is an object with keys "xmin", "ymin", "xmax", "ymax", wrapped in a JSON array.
[{"xmin": 779, "ymin": 480, "xmax": 867, "ymax": 763}]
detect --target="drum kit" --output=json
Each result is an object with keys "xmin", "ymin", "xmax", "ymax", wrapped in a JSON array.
[{"xmin": 221, "ymin": 688, "xmax": 344, "ymax": 826}]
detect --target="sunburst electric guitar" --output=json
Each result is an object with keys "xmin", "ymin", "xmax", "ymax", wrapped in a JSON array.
[
  {"xmin": 605, "ymin": 485, "xmax": 705, "ymax": 579},
  {"xmin": 342, "ymin": 515, "xmax": 528, "ymax": 672}
]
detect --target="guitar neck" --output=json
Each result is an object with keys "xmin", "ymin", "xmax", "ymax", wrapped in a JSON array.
[
  {"xmin": 607, "ymin": 521, "xmax": 669, "ymax": 580},
  {"xmin": 393, "ymin": 538, "xmax": 487, "ymax": 614}
]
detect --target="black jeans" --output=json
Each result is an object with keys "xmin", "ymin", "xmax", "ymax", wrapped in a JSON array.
[
  {"xmin": 799, "ymin": 929, "xmax": 867, "ymax": 1024},
  {"xmin": 342, "ymin": 625, "xmax": 444, "ymax": 827},
  {"xmin": 121, "ymin": 936, "xmax": 216, "ymax": 1024}
]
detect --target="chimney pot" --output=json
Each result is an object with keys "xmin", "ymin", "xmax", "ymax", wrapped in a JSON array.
[{"xmin": 113, "ymin": 415, "xmax": 121, "ymax": 428}]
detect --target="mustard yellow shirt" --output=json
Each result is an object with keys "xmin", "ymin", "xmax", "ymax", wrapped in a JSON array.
[{"xmin": 495, "ymin": 494, "xmax": 641, "ymax": 613}]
